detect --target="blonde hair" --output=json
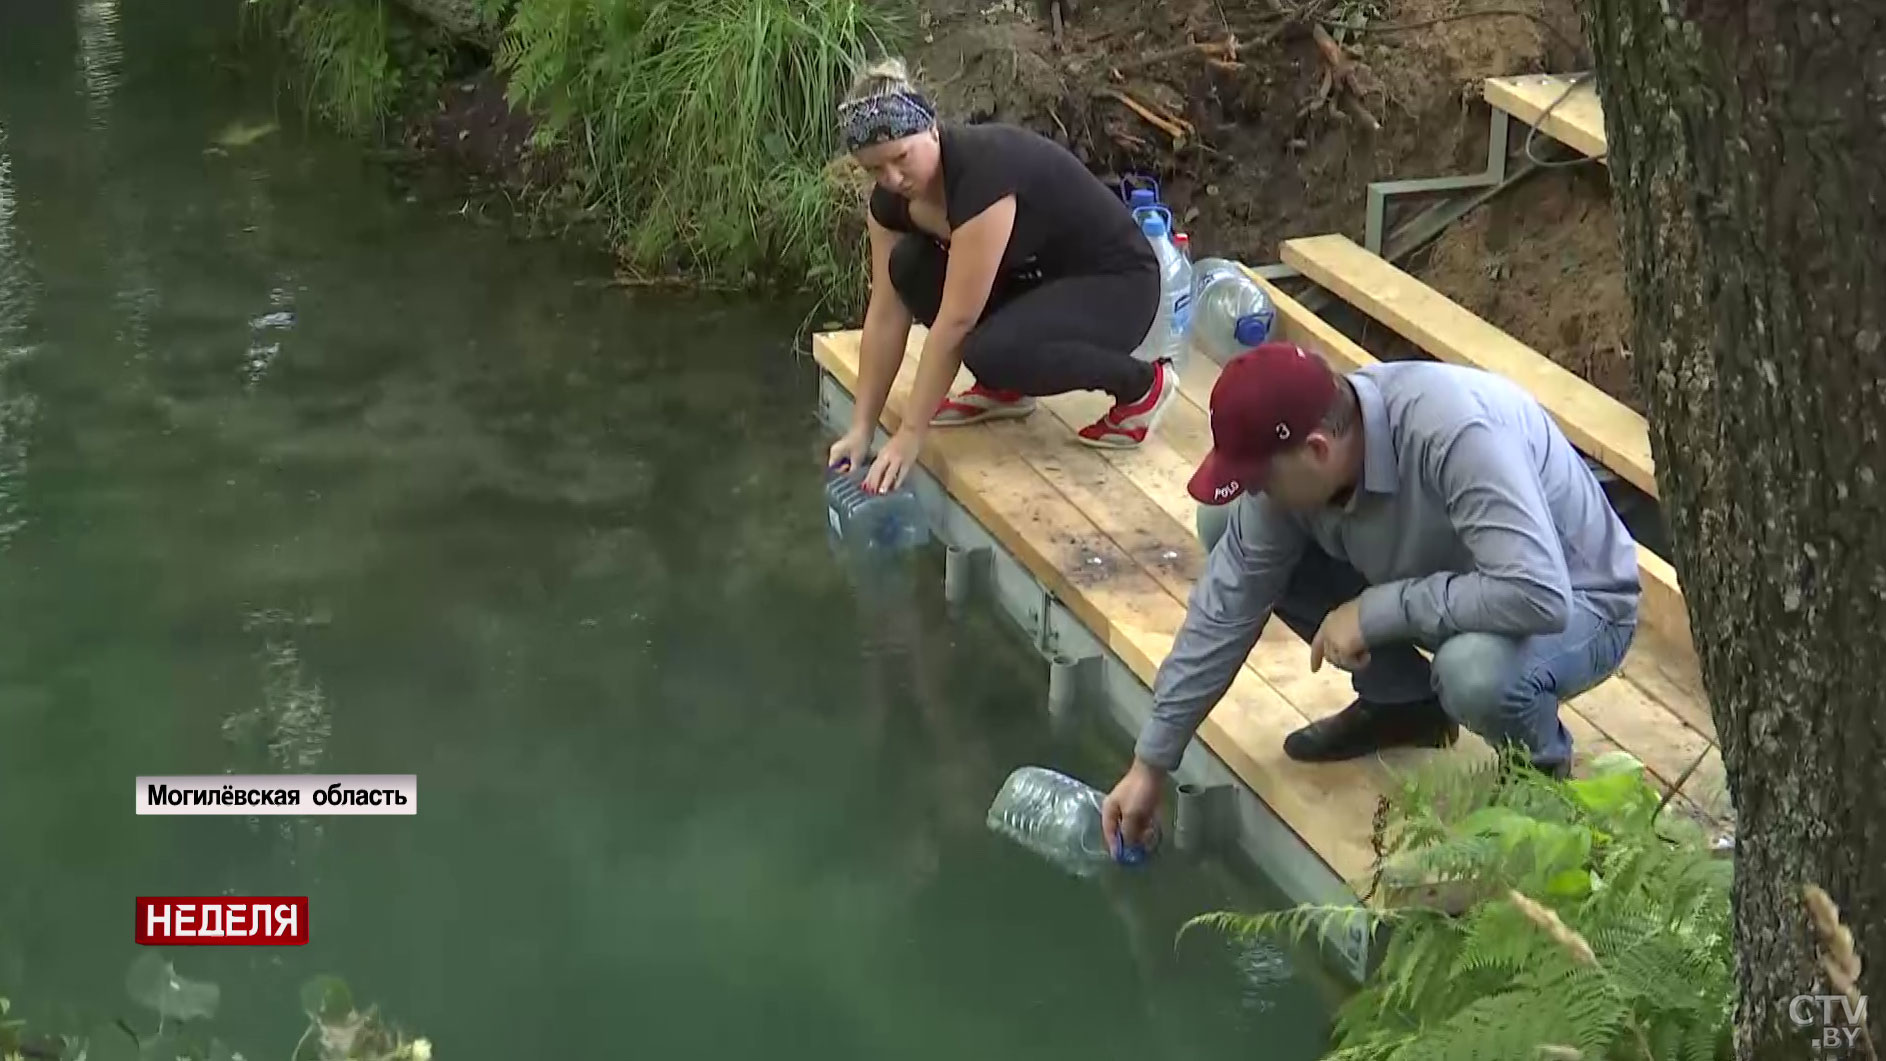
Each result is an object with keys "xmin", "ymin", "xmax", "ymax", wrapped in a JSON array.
[{"xmin": 844, "ymin": 56, "xmax": 917, "ymax": 104}]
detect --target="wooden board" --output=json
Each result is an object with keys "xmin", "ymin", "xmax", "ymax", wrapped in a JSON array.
[
  {"xmin": 1483, "ymin": 73, "xmax": 1608, "ymax": 161},
  {"xmin": 814, "ymin": 288, "xmax": 1730, "ymax": 883},
  {"xmin": 1280, "ymin": 234, "xmax": 1657, "ymax": 499},
  {"xmin": 814, "ymin": 330, "xmax": 1390, "ymax": 887}
]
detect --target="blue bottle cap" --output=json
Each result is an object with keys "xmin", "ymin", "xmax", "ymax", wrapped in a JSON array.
[
  {"xmin": 1233, "ymin": 311, "xmax": 1273, "ymax": 348},
  {"xmin": 1127, "ymin": 188, "xmax": 1157, "ymax": 209},
  {"xmin": 1114, "ymin": 842, "xmax": 1148, "ymax": 866},
  {"xmin": 1139, "ymin": 212, "xmax": 1168, "ymax": 238}
]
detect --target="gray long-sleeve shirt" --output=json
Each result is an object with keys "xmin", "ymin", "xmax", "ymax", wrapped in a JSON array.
[{"xmin": 1136, "ymin": 360, "xmax": 1642, "ymax": 771}]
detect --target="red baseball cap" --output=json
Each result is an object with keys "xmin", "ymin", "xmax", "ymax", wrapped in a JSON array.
[{"xmin": 1186, "ymin": 342, "xmax": 1339, "ymax": 504}]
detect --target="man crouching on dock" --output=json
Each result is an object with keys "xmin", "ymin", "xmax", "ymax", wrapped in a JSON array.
[{"xmin": 1102, "ymin": 341, "xmax": 1642, "ymax": 856}]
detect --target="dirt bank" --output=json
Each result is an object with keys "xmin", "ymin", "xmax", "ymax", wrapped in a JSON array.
[
  {"xmin": 395, "ymin": 0, "xmax": 1637, "ymax": 408},
  {"xmin": 899, "ymin": 0, "xmax": 1634, "ymax": 406}
]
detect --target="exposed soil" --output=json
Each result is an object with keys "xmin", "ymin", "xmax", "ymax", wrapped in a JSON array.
[
  {"xmin": 1416, "ymin": 163, "xmax": 1638, "ymax": 412},
  {"xmin": 910, "ymin": 0, "xmax": 1581, "ymax": 259},
  {"xmin": 404, "ymin": 66, "xmax": 564, "ymax": 194},
  {"xmin": 889, "ymin": 0, "xmax": 1636, "ymax": 406},
  {"xmin": 393, "ymin": 0, "xmax": 1639, "ymax": 409}
]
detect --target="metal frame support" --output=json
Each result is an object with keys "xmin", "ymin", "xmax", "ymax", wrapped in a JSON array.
[
  {"xmin": 1363, "ymin": 108, "xmax": 1511, "ymax": 255},
  {"xmin": 1240, "ymin": 107, "xmax": 1520, "ymax": 306},
  {"xmin": 943, "ymin": 544, "xmax": 989, "ymax": 608},
  {"xmin": 1174, "ymin": 780, "xmax": 1235, "ymax": 856},
  {"xmin": 1046, "ymin": 653, "xmax": 1099, "ymax": 735}
]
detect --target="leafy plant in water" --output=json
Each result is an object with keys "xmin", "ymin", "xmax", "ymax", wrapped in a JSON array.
[
  {"xmin": 291, "ymin": 975, "xmax": 429, "ymax": 1061},
  {"xmin": 0, "ymin": 958, "xmax": 429, "ymax": 1061},
  {"xmin": 1185, "ymin": 748, "xmax": 1735, "ymax": 1060}
]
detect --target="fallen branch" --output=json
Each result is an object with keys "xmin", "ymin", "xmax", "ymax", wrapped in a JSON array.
[
  {"xmin": 1099, "ymin": 89, "xmax": 1195, "ymax": 143},
  {"xmin": 1110, "ymin": 38, "xmax": 1230, "ymax": 76},
  {"xmin": 1310, "ymin": 23, "xmax": 1382, "ymax": 132}
]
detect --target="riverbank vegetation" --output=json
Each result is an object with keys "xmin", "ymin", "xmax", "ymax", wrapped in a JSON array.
[
  {"xmin": 1193, "ymin": 748, "xmax": 1869, "ymax": 1059},
  {"xmin": 0, "ymin": 963, "xmax": 428, "ymax": 1061},
  {"xmin": 242, "ymin": 0, "xmax": 898, "ymax": 317},
  {"xmin": 1191, "ymin": 750, "xmax": 1742, "ymax": 1058}
]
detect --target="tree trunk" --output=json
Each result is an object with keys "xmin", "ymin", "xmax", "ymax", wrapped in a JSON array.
[{"xmin": 1573, "ymin": 1, "xmax": 1886, "ymax": 1058}]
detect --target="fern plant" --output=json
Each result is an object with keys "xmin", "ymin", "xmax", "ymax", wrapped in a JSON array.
[{"xmin": 1187, "ymin": 749, "xmax": 1734, "ymax": 1061}]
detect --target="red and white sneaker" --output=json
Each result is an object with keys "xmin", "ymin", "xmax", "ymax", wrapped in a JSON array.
[
  {"xmin": 930, "ymin": 383, "xmax": 1037, "ymax": 426},
  {"xmin": 1077, "ymin": 359, "xmax": 1178, "ymax": 448}
]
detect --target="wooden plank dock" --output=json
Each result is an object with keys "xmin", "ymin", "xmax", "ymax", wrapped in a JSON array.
[{"xmin": 811, "ymin": 263, "xmax": 1728, "ymax": 899}]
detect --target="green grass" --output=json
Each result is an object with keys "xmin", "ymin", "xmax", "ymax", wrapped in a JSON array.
[
  {"xmin": 245, "ymin": 0, "xmax": 406, "ymax": 139},
  {"xmin": 496, "ymin": 0, "xmax": 900, "ymax": 315},
  {"xmin": 250, "ymin": 0, "xmax": 900, "ymax": 314}
]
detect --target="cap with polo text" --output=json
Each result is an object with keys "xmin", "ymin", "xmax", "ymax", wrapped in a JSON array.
[{"xmin": 1186, "ymin": 342, "xmax": 1339, "ymax": 505}]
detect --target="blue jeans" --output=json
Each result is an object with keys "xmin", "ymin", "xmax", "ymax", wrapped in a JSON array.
[{"xmin": 1197, "ymin": 504, "xmax": 1635, "ymax": 770}]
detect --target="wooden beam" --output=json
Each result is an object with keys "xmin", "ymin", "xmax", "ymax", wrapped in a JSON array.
[
  {"xmin": 1483, "ymin": 73, "xmax": 1608, "ymax": 161},
  {"xmin": 1280, "ymin": 233, "xmax": 1657, "ymax": 498}
]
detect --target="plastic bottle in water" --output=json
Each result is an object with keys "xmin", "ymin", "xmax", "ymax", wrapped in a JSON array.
[
  {"xmin": 985, "ymin": 765, "xmax": 1150, "ymax": 878},
  {"xmin": 1132, "ymin": 209, "xmax": 1194, "ymax": 368},
  {"xmin": 825, "ymin": 459, "xmax": 931, "ymax": 556},
  {"xmin": 1189, "ymin": 256, "xmax": 1277, "ymax": 363}
]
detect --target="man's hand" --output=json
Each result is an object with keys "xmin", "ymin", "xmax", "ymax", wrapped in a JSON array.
[
  {"xmin": 1102, "ymin": 757, "xmax": 1164, "ymax": 856},
  {"xmin": 1310, "ymin": 596, "xmax": 1372, "ymax": 673}
]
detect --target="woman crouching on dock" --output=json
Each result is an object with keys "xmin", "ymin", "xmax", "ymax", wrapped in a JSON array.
[{"xmin": 827, "ymin": 58, "xmax": 1181, "ymax": 493}]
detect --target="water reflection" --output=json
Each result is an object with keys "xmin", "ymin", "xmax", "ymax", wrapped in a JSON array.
[
  {"xmin": 244, "ymin": 286, "xmax": 296, "ymax": 387},
  {"xmin": 221, "ymin": 609, "xmax": 334, "ymax": 856},
  {"xmin": 73, "ymin": 0, "xmax": 122, "ymax": 129},
  {"xmin": 0, "ymin": 122, "xmax": 33, "ymax": 549},
  {"xmin": 0, "ymin": 120, "xmax": 24, "ymax": 357}
]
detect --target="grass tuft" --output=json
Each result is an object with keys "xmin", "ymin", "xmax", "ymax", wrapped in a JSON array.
[
  {"xmin": 249, "ymin": 0, "xmax": 899, "ymax": 314},
  {"xmin": 495, "ymin": 0, "xmax": 901, "ymax": 315}
]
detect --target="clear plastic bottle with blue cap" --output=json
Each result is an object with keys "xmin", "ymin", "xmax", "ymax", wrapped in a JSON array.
[
  {"xmin": 824, "ymin": 455, "xmax": 931, "ymax": 558},
  {"xmin": 1131, "ymin": 207, "xmax": 1194, "ymax": 369},
  {"xmin": 1189, "ymin": 256, "xmax": 1277, "ymax": 363},
  {"xmin": 985, "ymin": 765, "xmax": 1153, "ymax": 878}
]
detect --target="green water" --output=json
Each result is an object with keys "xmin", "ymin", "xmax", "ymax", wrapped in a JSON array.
[{"xmin": 0, "ymin": 1, "xmax": 1336, "ymax": 1057}]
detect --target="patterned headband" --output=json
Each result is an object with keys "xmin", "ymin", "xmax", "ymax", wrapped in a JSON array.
[{"xmin": 839, "ymin": 90, "xmax": 936, "ymax": 153}]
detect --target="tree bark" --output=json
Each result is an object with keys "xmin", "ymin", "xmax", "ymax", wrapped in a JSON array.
[{"xmin": 1573, "ymin": 1, "xmax": 1886, "ymax": 1058}]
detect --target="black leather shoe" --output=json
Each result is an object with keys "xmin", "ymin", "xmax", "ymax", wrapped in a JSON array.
[{"xmin": 1283, "ymin": 696, "xmax": 1460, "ymax": 762}]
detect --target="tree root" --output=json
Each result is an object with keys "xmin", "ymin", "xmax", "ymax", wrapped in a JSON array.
[
  {"xmin": 1098, "ymin": 89, "xmax": 1195, "ymax": 145},
  {"xmin": 1310, "ymin": 23, "xmax": 1383, "ymax": 132}
]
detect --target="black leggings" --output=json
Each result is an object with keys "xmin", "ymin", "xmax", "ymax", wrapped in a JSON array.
[{"xmin": 888, "ymin": 235, "xmax": 1159, "ymax": 404}]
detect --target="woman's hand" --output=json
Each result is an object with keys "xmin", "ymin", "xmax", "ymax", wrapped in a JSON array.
[
  {"xmin": 862, "ymin": 427, "xmax": 923, "ymax": 494},
  {"xmin": 828, "ymin": 426, "xmax": 873, "ymax": 475}
]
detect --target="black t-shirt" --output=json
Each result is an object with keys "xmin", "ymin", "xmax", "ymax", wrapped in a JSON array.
[{"xmin": 869, "ymin": 122, "xmax": 1157, "ymax": 280}]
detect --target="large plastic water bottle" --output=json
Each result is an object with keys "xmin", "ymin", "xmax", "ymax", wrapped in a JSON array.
[
  {"xmin": 825, "ymin": 459, "xmax": 931, "ymax": 556},
  {"xmin": 985, "ymin": 765, "xmax": 1150, "ymax": 878},
  {"xmin": 1189, "ymin": 256, "xmax": 1276, "ymax": 364},
  {"xmin": 1132, "ymin": 209, "xmax": 1194, "ymax": 368}
]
